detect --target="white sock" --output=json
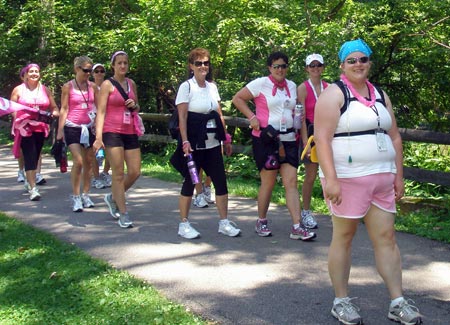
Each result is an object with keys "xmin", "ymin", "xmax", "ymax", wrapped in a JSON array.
[{"xmin": 391, "ymin": 296, "xmax": 404, "ymax": 307}]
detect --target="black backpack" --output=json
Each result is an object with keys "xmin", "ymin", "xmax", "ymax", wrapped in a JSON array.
[{"xmin": 335, "ymin": 80, "xmax": 386, "ymax": 116}]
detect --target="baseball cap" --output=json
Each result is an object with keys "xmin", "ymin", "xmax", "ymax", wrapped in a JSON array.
[
  {"xmin": 92, "ymin": 63, "xmax": 105, "ymax": 71},
  {"xmin": 305, "ymin": 53, "xmax": 324, "ymax": 66}
]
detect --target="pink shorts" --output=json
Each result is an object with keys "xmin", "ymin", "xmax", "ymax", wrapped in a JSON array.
[{"xmin": 320, "ymin": 173, "xmax": 396, "ymax": 219}]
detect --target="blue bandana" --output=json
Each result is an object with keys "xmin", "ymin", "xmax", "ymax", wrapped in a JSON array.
[{"xmin": 338, "ymin": 39, "xmax": 372, "ymax": 62}]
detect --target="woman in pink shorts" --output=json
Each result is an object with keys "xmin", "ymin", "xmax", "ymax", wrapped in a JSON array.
[{"xmin": 314, "ymin": 39, "xmax": 421, "ymax": 325}]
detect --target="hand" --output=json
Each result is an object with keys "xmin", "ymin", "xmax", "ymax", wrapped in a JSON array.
[
  {"xmin": 394, "ymin": 176, "xmax": 405, "ymax": 202},
  {"xmin": 93, "ymin": 139, "xmax": 104, "ymax": 153},
  {"xmin": 325, "ymin": 179, "xmax": 342, "ymax": 206},
  {"xmin": 182, "ymin": 141, "xmax": 193, "ymax": 156},
  {"xmin": 249, "ymin": 116, "xmax": 260, "ymax": 131},
  {"xmin": 224, "ymin": 143, "xmax": 232, "ymax": 156}
]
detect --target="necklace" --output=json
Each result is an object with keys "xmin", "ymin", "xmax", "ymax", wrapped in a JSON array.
[
  {"xmin": 307, "ymin": 79, "xmax": 323, "ymax": 100},
  {"xmin": 74, "ymin": 78, "xmax": 90, "ymax": 108},
  {"xmin": 340, "ymin": 74, "xmax": 375, "ymax": 107}
]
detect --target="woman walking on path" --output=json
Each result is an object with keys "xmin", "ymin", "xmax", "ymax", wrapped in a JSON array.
[
  {"xmin": 170, "ymin": 47, "xmax": 239, "ymax": 239},
  {"xmin": 10, "ymin": 63, "xmax": 59, "ymax": 201},
  {"xmin": 232, "ymin": 51, "xmax": 315, "ymax": 241},
  {"xmin": 58, "ymin": 56, "xmax": 98, "ymax": 212},
  {"xmin": 297, "ymin": 53, "xmax": 329, "ymax": 229},
  {"xmin": 93, "ymin": 51, "xmax": 141, "ymax": 229},
  {"xmin": 314, "ymin": 39, "xmax": 422, "ymax": 325}
]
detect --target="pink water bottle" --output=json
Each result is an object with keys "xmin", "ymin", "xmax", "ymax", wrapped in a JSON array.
[{"xmin": 186, "ymin": 154, "xmax": 199, "ymax": 184}]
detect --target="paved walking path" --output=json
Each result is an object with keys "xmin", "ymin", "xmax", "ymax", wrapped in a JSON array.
[{"xmin": 0, "ymin": 144, "xmax": 449, "ymax": 324}]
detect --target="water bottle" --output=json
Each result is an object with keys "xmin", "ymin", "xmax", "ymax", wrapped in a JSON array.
[
  {"xmin": 293, "ymin": 104, "xmax": 303, "ymax": 130},
  {"xmin": 96, "ymin": 148, "xmax": 105, "ymax": 167},
  {"xmin": 60, "ymin": 144, "xmax": 68, "ymax": 173},
  {"xmin": 186, "ymin": 154, "xmax": 199, "ymax": 184}
]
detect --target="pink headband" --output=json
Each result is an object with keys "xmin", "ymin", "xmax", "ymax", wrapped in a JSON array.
[
  {"xmin": 25, "ymin": 63, "xmax": 40, "ymax": 73},
  {"xmin": 110, "ymin": 51, "xmax": 128, "ymax": 65}
]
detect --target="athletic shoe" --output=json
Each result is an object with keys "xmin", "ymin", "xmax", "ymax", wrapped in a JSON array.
[
  {"xmin": 290, "ymin": 225, "xmax": 316, "ymax": 241},
  {"xmin": 255, "ymin": 218, "xmax": 272, "ymax": 237},
  {"xmin": 193, "ymin": 193, "xmax": 208, "ymax": 208},
  {"xmin": 81, "ymin": 193, "xmax": 95, "ymax": 208},
  {"xmin": 104, "ymin": 193, "xmax": 120, "ymax": 219},
  {"xmin": 331, "ymin": 297, "xmax": 363, "ymax": 325},
  {"xmin": 388, "ymin": 298, "xmax": 422, "ymax": 325},
  {"xmin": 118, "ymin": 212, "xmax": 133, "ymax": 228},
  {"xmin": 100, "ymin": 172, "xmax": 112, "ymax": 187},
  {"xmin": 35, "ymin": 173, "xmax": 46, "ymax": 185},
  {"xmin": 92, "ymin": 178, "xmax": 106, "ymax": 189},
  {"xmin": 17, "ymin": 170, "xmax": 25, "ymax": 182},
  {"xmin": 203, "ymin": 185, "xmax": 214, "ymax": 204},
  {"xmin": 218, "ymin": 219, "xmax": 241, "ymax": 237},
  {"xmin": 178, "ymin": 221, "xmax": 200, "ymax": 239},
  {"xmin": 301, "ymin": 209, "xmax": 318, "ymax": 229},
  {"xmin": 72, "ymin": 195, "xmax": 83, "ymax": 212},
  {"xmin": 29, "ymin": 187, "xmax": 41, "ymax": 201}
]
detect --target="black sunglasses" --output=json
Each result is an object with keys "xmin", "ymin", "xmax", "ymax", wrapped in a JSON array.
[
  {"xmin": 94, "ymin": 69, "xmax": 105, "ymax": 74},
  {"xmin": 308, "ymin": 63, "xmax": 324, "ymax": 68},
  {"xmin": 272, "ymin": 63, "xmax": 289, "ymax": 69},
  {"xmin": 193, "ymin": 60, "xmax": 210, "ymax": 67},
  {"xmin": 79, "ymin": 67, "xmax": 93, "ymax": 73},
  {"xmin": 346, "ymin": 56, "xmax": 370, "ymax": 64}
]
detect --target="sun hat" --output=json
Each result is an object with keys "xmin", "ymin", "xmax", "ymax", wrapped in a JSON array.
[
  {"xmin": 338, "ymin": 38, "xmax": 372, "ymax": 62},
  {"xmin": 305, "ymin": 53, "xmax": 324, "ymax": 66}
]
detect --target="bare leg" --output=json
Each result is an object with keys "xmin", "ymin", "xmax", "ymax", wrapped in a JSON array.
[
  {"xmin": 301, "ymin": 162, "xmax": 318, "ymax": 211},
  {"xmin": 257, "ymin": 169, "xmax": 277, "ymax": 219},
  {"xmin": 280, "ymin": 163, "xmax": 301, "ymax": 224}
]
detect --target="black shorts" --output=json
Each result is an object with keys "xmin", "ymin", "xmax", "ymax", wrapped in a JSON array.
[
  {"xmin": 252, "ymin": 135, "xmax": 299, "ymax": 171},
  {"xmin": 103, "ymin": 132, "xmax": 140, "ymax": 150},
  {"xmin": 64, "ymin": 126, "xmax": 95, "ymax": 147}
]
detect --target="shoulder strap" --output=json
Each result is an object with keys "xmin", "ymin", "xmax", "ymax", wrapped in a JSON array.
[
  {"xmin": 109, "ymin": 77, "xmax": 129, "ymax": 101},
  {"xmin": 335, "ymin": 80, "xmax": 350, "ymax": 116},
  {"xmin": 373, "ymin": 84, "xmax": 386, "ymax": 106}
]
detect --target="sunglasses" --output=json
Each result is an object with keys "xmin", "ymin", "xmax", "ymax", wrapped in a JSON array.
[
  {"xmin": 79, "ymin": 67, "xmax": 93, "ymax": 73},
  {"xmin": 94, "ymin": 69, "xmax": 105, "ymax": 74},
  {"xmin": 193, "ymin": 60, "xmax": 210, "ymax": 67},
  {"xmin": 308, "ymin": 63, "xmax": 324, "ymax": 68},
  {"xmin": 345, "ymin": 56, "xmax": 370, "ymax": 64},
  {"xmin": 272, "ymin": 63, "xmax": 289, "ymax": 69}
]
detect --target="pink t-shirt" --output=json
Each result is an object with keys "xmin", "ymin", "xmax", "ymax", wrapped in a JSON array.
[
  {"xmin": 103, "ymin": 79, "xmax": 137, "ymax": 134},
  {"xmin": 303, "ymin": 80, "xmax": 328, "ymax": 123},
  {"xmin": 66, "ymin": 80, "xmax": 95, "ymax": 125}
]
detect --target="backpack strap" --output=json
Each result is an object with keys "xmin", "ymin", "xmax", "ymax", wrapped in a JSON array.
[
  {"xmin": 335, "ymin": 80, "xmax": 387, "ymax": 116},
  {"xmin": 109, "ymin": 77, "xmax": 129, "ymax": 101}
]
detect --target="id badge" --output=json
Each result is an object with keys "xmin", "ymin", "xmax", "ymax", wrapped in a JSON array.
[
  {"xmin": 376, "ymin": 130, "xmax": 388, "ymax": 152},
  {"xmin": 280, "ymin": 116, "xmax": 287, "ymax": 132},
  {"xmin": 123, "ymin": 111, "xmax": 131, "ymax": 124},
  {"xmin": 82, "ymin": 103, "xmax": 88, "ymax": 109}
]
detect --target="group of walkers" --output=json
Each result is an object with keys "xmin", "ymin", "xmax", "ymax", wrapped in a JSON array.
[{"xmin": 9, "ymin": 38, "xmax": 422, "ymax": 325}]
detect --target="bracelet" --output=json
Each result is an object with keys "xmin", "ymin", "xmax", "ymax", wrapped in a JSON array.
[
  {"xmin": 248, "ymin": 114, "xmax": 256, "ymax": 121},
  {"xmin": 182, "ymin": 140, "xmax": 190, "ymax": 145}
]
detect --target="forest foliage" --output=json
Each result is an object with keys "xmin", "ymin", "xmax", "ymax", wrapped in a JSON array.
[{"xmin": 0, "ymin": 0, "xmax": 449, "ymax": 132}]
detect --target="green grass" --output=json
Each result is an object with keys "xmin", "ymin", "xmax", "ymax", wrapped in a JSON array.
[{"xmin": 0, "ymin": 213, "xmax": 209, "ymax": 325}]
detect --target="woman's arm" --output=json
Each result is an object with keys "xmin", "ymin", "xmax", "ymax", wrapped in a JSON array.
[
  {"xmin": 93, "ymin": 79, "xmax": 112, "ymax": 151},
  {"xmin": 232, "ymin": 87, "xmax": 258, "ymax": 130},
  {"xmin": 57, "ymin": 82, "xmax": 70, "ymax": 140}
]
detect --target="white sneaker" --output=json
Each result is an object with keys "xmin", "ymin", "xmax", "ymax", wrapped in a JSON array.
[
  {"xmin": 100, "ymin": 172, "xmax": 112, "ymax": 187},
  {"xmin": 301, "ymin": 209, "xmax": 318, "ymax": 229},
  {"xmin": 118, "ymin": 212, "xmax": 133, "ymax": 228},
  {"xmin": 17, "ymin": 170, "xmax": 25, "ymax": 182},
  {"xmin": 35, "ymin": 173, "xmax": 46, "ymax": 185},
  {"xmin": 24, "ymin": 182, "xmax": 31, "ymax": 192},
  {"xmin": 193, "ymin": 193, "xmax": 208, "ymax": 208},
  {"xmin": 81, "ymin": 193, "xmax": 95, "ymax": 208},
  {"xmin": 72, "ymin": 195, "xmax": 83, "ymax": 212},
  {"xmin": 29, "ymin": 187, "xmax": 41, "ymax": 201},
  {"xmin": 178, "ymin": 221, "xmax": 200, "ymax": 239},
  {"xmin": 218, "ymin": 219, "xmax": 241, "ymax": 237},
  {"xmin": 203, "ymin": 185, "xmax": 214, "ymax": 204},
  {"xmin": 92, "ymin": 178, "xmax": 106, "ymax": 189}
]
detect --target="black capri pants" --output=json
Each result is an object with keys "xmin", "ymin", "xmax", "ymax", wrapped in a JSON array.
[
  {"xmin": 21, "ymin": 132, "xmax": 45, "ymax": 171},
  {"xmin": 181, "ymin": 145, "xmax": 228, "ymax": 196}
]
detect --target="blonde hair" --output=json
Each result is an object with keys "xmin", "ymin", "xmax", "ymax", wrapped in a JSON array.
[{"xmin": 73, "ymin": 56, "xmax": 93, "ymax": 68}]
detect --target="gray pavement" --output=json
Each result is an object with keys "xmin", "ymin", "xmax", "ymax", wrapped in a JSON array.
[{"xmin": 0, "ymin": 144, "xmax": 449, "ymax": 324}]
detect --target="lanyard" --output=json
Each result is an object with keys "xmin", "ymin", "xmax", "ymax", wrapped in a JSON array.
[
  {"xmin": 370, "ymin": 105, "xmax": 381, "ymax": 129},
  {"xmin": 307, "ymin": 79, "xmax": 323, "ymax": 100},
  {"xmin": 74, "ymin": 79, "xmax": 90, "ymax": 108}
]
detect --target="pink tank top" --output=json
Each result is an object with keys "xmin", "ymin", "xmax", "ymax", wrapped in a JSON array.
[
  {"xmin": 103, "ymin": 79, "xmax": 136, "ymax": 134},
  {"xmin": 304, "ymin": 80, "xmax": 328, "ymax": 123},
  {"xmin": 66, "ymin": 80, "xmax": 95, "ymax": 125},
  {"xmin": 16, "ymin": 83, "xmax": 50, "ymax": 117}
]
